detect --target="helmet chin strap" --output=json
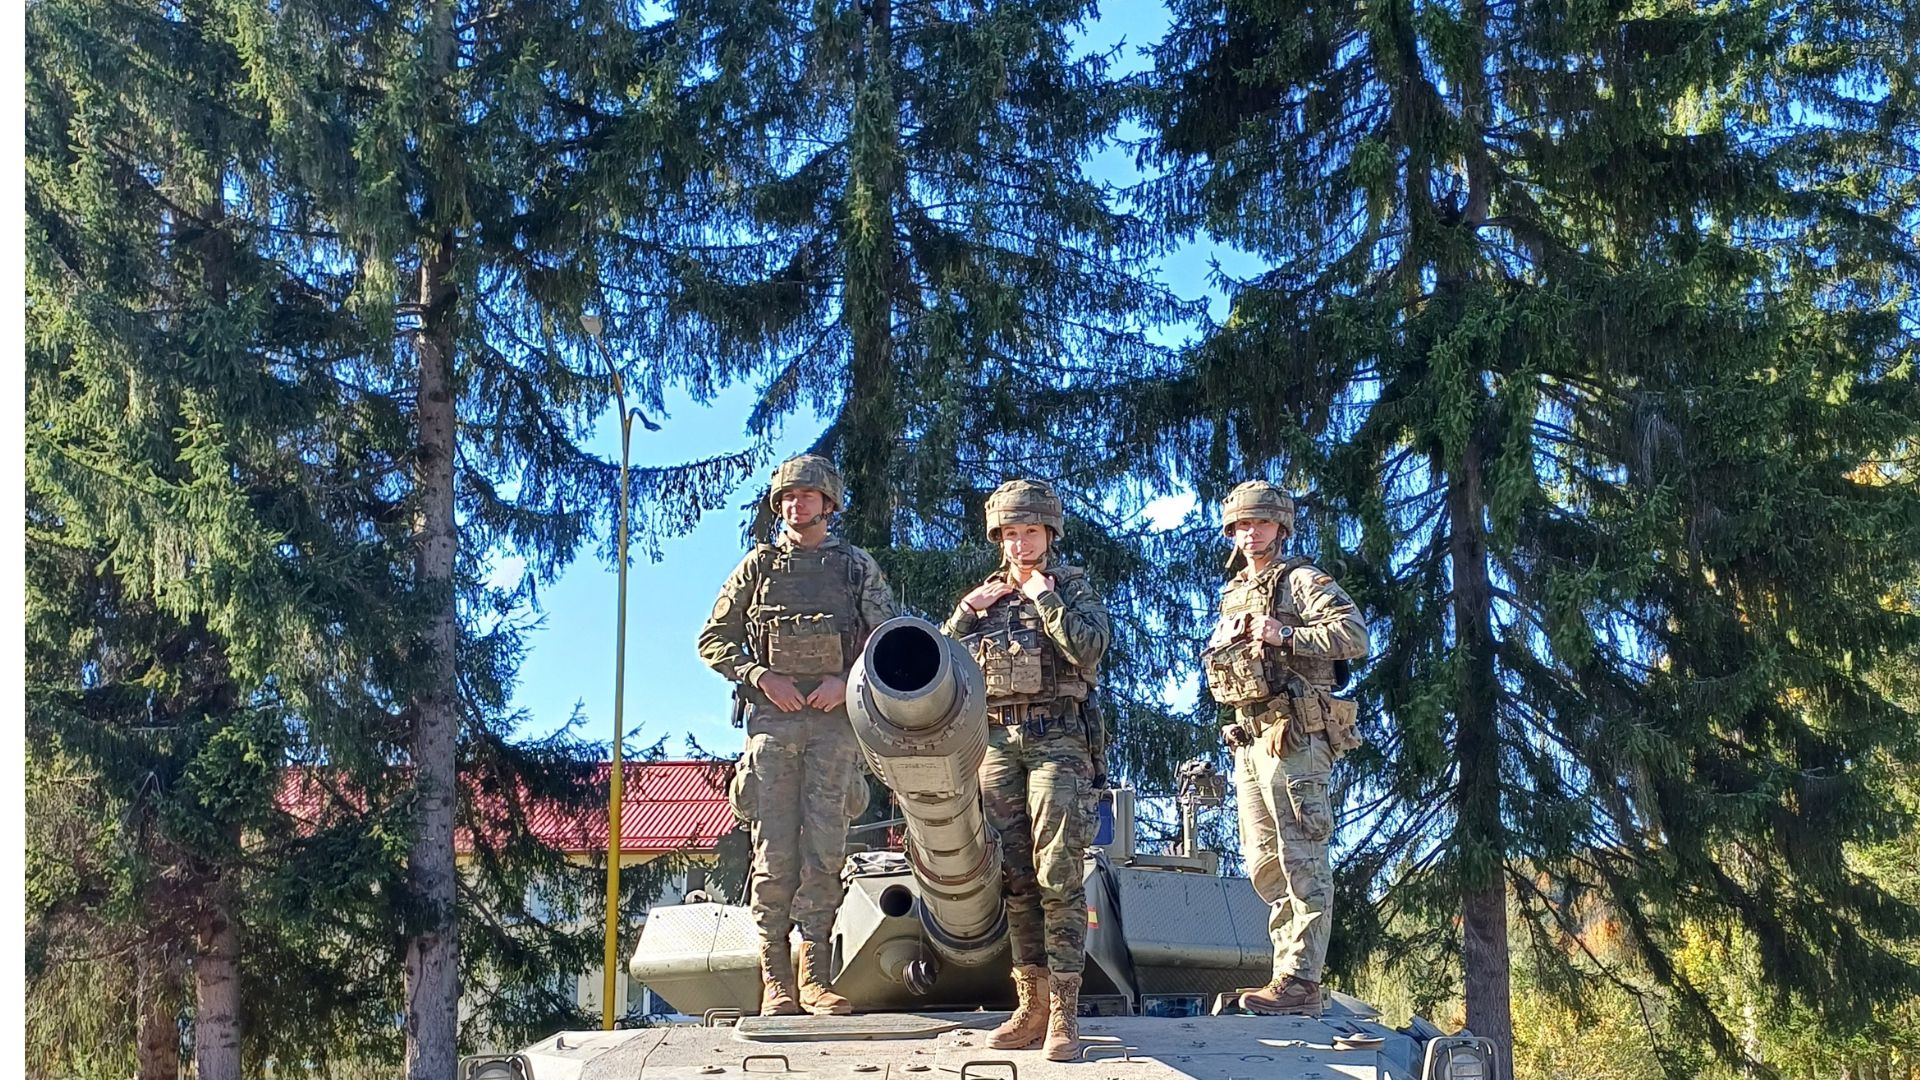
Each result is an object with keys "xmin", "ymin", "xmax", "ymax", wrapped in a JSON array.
[
  {"xmin": 1001, "ymin": 548, "xmax": 1048, "ymax": 575},
  {"xmin": 780, "ymin": 495, "xmax": 836, "ymax": 533},
  {"xmin": 1230, "ymin": 535, "xmax": 1277, "ymax": 571}
]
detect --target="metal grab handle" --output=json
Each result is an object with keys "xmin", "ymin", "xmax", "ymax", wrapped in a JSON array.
[
  {"xmin": 959, "ymin": 1061, "xmax": 1018, "ymax": 1080},
  {"xmin": 1081, "ymin": 1045, "xmax": 1139, "ymax": 1063},
  {"xmin": 460, "ymin": 1056, "xmax": 531, "ymax": 1080},
  {"xmin": 742, "ymin": 1054, "xmax": 792, "ymax": 1073},
  {"xmin": 704, "ymin": 1008, "xmax": 743, "ymax": 1028}
]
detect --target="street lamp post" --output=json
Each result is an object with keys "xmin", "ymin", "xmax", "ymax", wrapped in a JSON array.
[{"xmin": 582, "ymin": 314, "xmax": 632, "ymax": 1031}]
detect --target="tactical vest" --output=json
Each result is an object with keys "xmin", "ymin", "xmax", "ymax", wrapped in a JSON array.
[
  {"xmin": 961, "ymin": 570, "xmax": 1093, "ymax": 707},
  {"xmin": 747, "ymin": 543, "xmax": 864, "ymax": 677},
  {"xmin": 1204, "ymin": 558, "xmax": 1338, "ymax": 706}
]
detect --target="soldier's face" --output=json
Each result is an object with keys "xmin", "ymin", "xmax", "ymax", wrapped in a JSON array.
[
  {"xmin": 781, "ymin": 488, "xmax": 828, "ymax": 527},
  {"xmin": 1231, "ymin": 518, "xmax": 1281, "ymax": 557},
  {"xmin": 999, "ymin": 523, "xmax": 1051, "ymax": 567}
]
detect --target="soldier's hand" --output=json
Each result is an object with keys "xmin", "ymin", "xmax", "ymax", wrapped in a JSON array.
[
  {"xmin": 963, "ymin": 581, "xmax": 1016, "ymax": 613},
  {"xmin": 1018, "ymin": 572, "xmax": 1055, "ymax": 601},
  {"xmin": 754, "ymin": 671, "xmax": 807, "ymax": 713},
  {"xmin": 806, "ymin": 675, "xmax": 848, "ymax": 712},
  {"xmin": 1223, "ymin": 723, "xmax": 1253, "ymax": 749},
  {"xmin": 1256, "ymin": 616, "xmax": 1292, "ymax": 648}
]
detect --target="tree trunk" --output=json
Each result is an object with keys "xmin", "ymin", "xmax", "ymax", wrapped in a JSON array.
[
  {"xmin": 838, "ymin": 0, "xmax": 899, "ymax": 551},
  {"xmin": 405, "ymin": 227, "xmax": 463, "ymax": 1080},
  {"xmin": 192, "ymin": 881, "xmax": 242, "ymax": 1080},
  {"xmin": 1448, "ymin": 433, "xmax": 1513, "ymax": 1077},
  {"xmin": 135, "ymin": 934, "xmax": 184, "ymax": 1080},
  {"xmin": 1444, "ymin": 15, "xmax": 1513, "ymax": 1069},
  {"xmin": 190, "ymin": 176, "xmax": 243, "ymax": 1080},
  {"xmin": 403, "ymin": 0, "xmax": 463, "ymax": 1069}
]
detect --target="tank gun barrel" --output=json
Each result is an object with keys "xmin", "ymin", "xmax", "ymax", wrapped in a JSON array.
[{"xmin": 847, "ymin": 616, "xmax": 1005, "ymax": 975}]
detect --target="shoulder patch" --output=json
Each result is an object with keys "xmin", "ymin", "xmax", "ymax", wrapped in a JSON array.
[{"xmin": 1314, "ymin": 573, "xmax": 1333, "ymax": 586}]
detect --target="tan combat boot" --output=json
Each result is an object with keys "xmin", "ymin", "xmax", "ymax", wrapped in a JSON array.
[
  {"xmin": 1242, "ymin": 975, "xmax": 1323, "ymax": 1017},
  {"xmin": 1042, "ymin": 971, "xmax": 1083, "ymax": 1061},
  {"xmin": 987, "ymin": 965, "xmax": 1050, "ymax": 1049},
  {"xmin": 796, "ymin": 941, "xmax": 852, "ymax": 1016},
  {"xmin": 759, "ymin": 941, "xmax": 801, "ymax": 1017}
]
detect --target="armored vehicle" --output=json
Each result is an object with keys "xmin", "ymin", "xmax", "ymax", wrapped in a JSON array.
[{"xmin": 465, "ymin": 618, "xmax": 1493, "ymax": 1080}]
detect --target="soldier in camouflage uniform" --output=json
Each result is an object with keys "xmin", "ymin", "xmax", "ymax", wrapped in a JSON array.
[
  {"xmin": 942, "ymin": 480, "xmax": 1110, "ymax": 1061},
  {"xmin": 1202, "ymin": 481, "xmax": 1369, "ymax": 1016},
  {"xmin": 698, "ymin": 455, "xmax": 898, "ymax": 1017}
]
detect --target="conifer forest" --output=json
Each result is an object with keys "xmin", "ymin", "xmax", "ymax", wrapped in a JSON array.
[{"xmin": 23, "ymin": 0, "xmax": 1920, "ymax": 1077}]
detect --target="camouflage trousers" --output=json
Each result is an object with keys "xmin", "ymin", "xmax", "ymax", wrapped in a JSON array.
[
  {"xmin": 731, "ymin": 707, "xmax": 862, "ymax": 946},
  {"xmin": 979, "ymin": 709, "xmax": 1098, "ymax": 974},
  {"xmin": 1232, "ymin": 722, "xmax": 1335, "ymax": 983}
]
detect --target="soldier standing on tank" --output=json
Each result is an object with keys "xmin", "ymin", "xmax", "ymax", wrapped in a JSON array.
[
  {"xmin": 942, "ymin": 480, "xmax": 1110, "ymax": 1060},
  {"xmin": 1202, "ymin": 481, "xmax": 1369, "ymax": 1016},
  {"xmin": 698, "ymin": 455, "xmax": 897, "ymax": 1017}
]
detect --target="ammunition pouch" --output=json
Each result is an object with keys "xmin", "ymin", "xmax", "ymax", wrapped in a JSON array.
[
  {"xmin": 727, "ymin": 758, "xmax": 753, "ymax": 826},
  {"xmin": 1240, "ymin": 683, "xmax": 1364, "ymax": 760},
  {"xmin": 844, "ymin": 767, "xmax": 872, "ymax": 820},
  {"xmin": 964, "ymin": 596, "xmax": 1088, "ymax": 706},
  {"xmin": 1323, "ymin": 694, "xmax": 1362, "ymax": 756},
  {"xmin": 975, "ymin": 631, "xmax": 1045, "ymax": 698},
  {"xmin": 761, "ymin": 612, "xmax": 846, "ymax": 676},
  {"xmin": 1203, "ymin": 637, "xmax": 1271, "ymax": 706}
]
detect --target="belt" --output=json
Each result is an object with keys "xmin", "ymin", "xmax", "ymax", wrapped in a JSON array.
[
  {"xmin": 1242, "ymin": 687, "xmax": 1330, "ymax": 733},
  {"xmin": 986, "ymin": 702, "xmax": 1055, "ymax": 728}
]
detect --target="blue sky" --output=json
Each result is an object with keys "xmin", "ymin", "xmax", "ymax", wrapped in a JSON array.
[{"xmin": 502, "ymin": 4, "xmax": 1265, "ymax": 758}]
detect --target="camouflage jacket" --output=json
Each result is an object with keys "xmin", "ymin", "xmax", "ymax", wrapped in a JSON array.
[
  {"xmin": 1211, "ymin": 558, "xmax": 1369, "ymax": 692},
  {"xmin": 943, "ymin": 559, "xmax": 1110, "ymax": 703},
  {"xmin": 697, "ymin": 532, "xmax": 897, "ymax": 693}
]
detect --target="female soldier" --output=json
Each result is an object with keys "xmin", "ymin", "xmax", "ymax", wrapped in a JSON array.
[{"xmin": 942, "ymin": 480, "xmax": 1109, "ymax": 1060}]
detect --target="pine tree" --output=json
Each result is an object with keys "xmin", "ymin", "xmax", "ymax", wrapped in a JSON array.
[
  {"xmin": 216, "ymin": 0, "xmax": 750, "ymax": 1066},
  {"xmin": 26, "ymin": 0, "xmax": 423, "ymax": 1072},
  {"xmin": 1144, "ymin": 0, "xmax": 1920, "ymax": 1070},
  {"xmin": 648, "ymin": 0, "xmax": 1203, "ymax": 786},
  {"xmin": 28, "ymin": 0, "xmax": 698, "ymax": 1069}
]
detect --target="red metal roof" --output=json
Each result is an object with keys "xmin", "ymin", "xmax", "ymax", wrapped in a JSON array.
[
  {"xmin": 276, "ymin": 760, "xmax": 738, "ymax": 855},
  {"xmin": 527, "ymin": 761, "xmax": 737, "ymax": 853}
]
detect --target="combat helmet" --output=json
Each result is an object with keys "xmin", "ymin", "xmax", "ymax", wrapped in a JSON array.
[
  {"xmin": 767, "ymin": 454, "xmax": 846, "ymax": 512},
  {"xmin": 1220, "ymin": 481, "xmax": 1295, "ymax": 535},
  {"xmin": 985, "ymin": 479, "xmax": 1065, "ymax": 541}
]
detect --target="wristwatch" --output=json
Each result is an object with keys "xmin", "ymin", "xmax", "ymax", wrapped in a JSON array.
[{"xmin": 1277, "ymin": 625, "xmax": 1295, "ymax": 650}]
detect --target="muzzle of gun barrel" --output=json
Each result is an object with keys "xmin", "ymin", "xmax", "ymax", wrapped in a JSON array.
[{"xmin": 847, "ymin": 617, "xmax": 1006, "ymax": 969}]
